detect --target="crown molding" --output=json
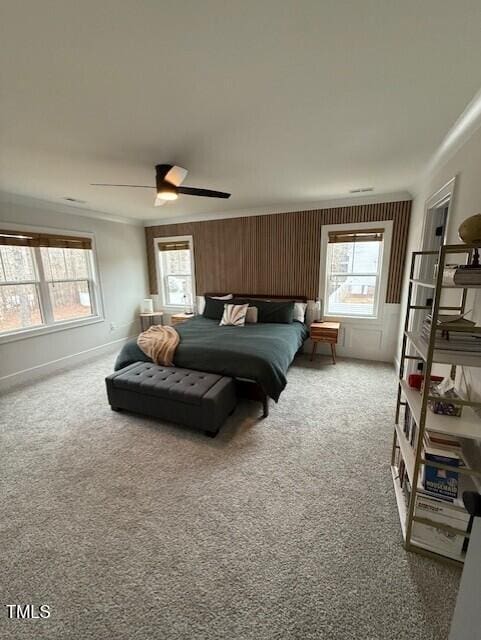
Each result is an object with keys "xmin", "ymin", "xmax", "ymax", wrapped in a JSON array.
[
  {"xmin": 143, "ymin": 190, "xmax": 412, "ymax": 227},
  {"xmin": 0, "ymin": 190, "xmax": 143, "ymax": 226},
  {"xmin": 422, "ymin": 87, "xmax": 481, "ymax": 184}
]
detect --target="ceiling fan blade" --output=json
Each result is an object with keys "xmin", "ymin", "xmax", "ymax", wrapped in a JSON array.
[
  {"xmin": 90, "ymin": 183, "xmax": 155, "ymax": 188},
  {"xmin": 164, "ymin": 165, "xmax": 188, "ymax": 186},
  {"xmin": 154, "ymin": 197, "xmax": 167, "ymax": 207},
  {"xmin": 177, "ymin": 186, "xmax": 231, "ymax": 199}
]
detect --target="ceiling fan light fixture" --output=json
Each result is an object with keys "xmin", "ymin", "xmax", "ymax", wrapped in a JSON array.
[
  {"xmin": 157, "ymin": 190, "xmax": 178, "ymax": 201},
  {"xmin": 156, "ymin": 176, "xmax": 178, "ymax": 201}
]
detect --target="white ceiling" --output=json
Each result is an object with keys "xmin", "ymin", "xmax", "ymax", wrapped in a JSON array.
[{"xmin": 2, "ymin": 0, "xmax": 481, "ymax": 223}]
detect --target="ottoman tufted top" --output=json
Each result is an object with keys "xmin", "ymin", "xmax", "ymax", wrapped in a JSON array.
[{"xmin": 108, "ymin": 362, "xmax": 225, "ymax": 406}]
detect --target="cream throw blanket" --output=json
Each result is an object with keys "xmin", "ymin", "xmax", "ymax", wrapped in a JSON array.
[{"xmin": 137, "ymin": 325, "xmax": 180, "ymax": 366}]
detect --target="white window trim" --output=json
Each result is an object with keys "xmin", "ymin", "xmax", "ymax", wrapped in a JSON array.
[
  {"xmin": 0, "ymin": 221, "xmax": 104, "ymax": 344},
  {"xmin": 153, "ymin": 235, "xmax": 196, "ymax": 311},
  {"xmin": 319, "ymin": 220, "xmax": 393, "ymax": 323}
]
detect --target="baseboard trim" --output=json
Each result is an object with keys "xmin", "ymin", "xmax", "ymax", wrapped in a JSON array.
[{"xmin": 0, "ymin": 336, "xmax": 134, "ymax": 392}]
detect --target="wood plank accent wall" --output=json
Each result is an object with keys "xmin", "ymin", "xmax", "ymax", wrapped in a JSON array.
[{"xmin": 145, "ymin": 200, "xmax": 411, "ymax": 303}]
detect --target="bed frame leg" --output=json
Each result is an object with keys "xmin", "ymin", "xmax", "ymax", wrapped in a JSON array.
[
  {"xmin": 262, "ymin": 396, "xmax": 269, "ymax": 418},
  {"xmin": 204, "ymin": 428, "xmax": 219, "ymax": 438}
]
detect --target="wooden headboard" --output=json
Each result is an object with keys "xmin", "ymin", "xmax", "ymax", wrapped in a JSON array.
[{"xmin": 204, "ymin": 293, "xmax": 308, "ymax": 303}]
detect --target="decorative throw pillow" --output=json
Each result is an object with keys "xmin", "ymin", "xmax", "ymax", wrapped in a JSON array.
[
  {"xmin": 203, "ymin": 296, "xmax": 229, "ymax": 320},
  {"xmin": 220, "ymin": 303, "xmax": 249, "ymax": 326},
  {"xmin": 235, "ymin": 299, "xmax": 294, "ymax": 323},
  {"xmin": 245, "ymin": 306, "xmax": 258, "ymax": 324},
  {"xmin": 211, "ymin": 294, "xmax": 233, "ymax": 300},
  {"xmin": 293, "ymin": 302, "xmax": 307, "ymax": 323}
]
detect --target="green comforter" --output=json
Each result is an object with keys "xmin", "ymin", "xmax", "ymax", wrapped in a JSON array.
[{"xmin": 115, "ymin": 316, "xmax": 308, "ymax": 401}]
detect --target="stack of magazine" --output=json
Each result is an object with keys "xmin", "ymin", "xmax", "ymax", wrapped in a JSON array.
[
  {"xmin": 422, "ymin": 431, "xmax": 464, "ymax": 502},
  {"xmin": 443, "ymin": 265, "xmax": 481, "ymax": 286},
  {"xmin": 453, "ymin": 267, "xmax": 481, "ymax": 287},
  {"xmin": 421, "ymin": 313, "xmax": 481, "ymax": 352}
]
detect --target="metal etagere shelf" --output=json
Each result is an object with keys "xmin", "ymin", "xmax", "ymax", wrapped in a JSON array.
[{"xmin": 392, "ymin": 242, "xmax": 481, "ymax": 566}]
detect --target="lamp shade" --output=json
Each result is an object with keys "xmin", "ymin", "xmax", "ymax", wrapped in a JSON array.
[{"xmin": 142, "ymin": 298, "xmax": 154, "ymax": 313}]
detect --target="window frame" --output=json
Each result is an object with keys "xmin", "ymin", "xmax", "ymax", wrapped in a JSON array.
[
  {"xmin": 319, "ymin": 220, "xmax": 393, "ymax": 322},
  {"xmin": 0, "ymin": 223, "xmax": 104, "ymax": 344},
  {"xmin": 153, "ymin": 235, "xmax": 196, "ymax": 311}
]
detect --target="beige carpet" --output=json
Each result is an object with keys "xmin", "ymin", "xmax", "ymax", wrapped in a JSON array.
[{"xmin": 0, "ymin": 354, "xmax": 460, "ymax": 639}]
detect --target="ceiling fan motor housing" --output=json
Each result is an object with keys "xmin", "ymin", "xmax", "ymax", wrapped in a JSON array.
[{"xmin": 155, "ymin": 164, "xmax": 177, "ymax": 196}]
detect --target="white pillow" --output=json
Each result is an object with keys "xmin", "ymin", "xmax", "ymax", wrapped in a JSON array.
[
  {"xmin": 293, "ymin": 302, "xmax": 307, "ymax": 323},
  {"xmin": 220, "ymin": 303, "xmax": 249, "ymax": 326},
  {"xmin": 211, "ymin": 294, "xmax": 233, "ymax": 300},
  {"xmin": 246, "ymin": 306, "xmax": 258, "ymax": 324}
]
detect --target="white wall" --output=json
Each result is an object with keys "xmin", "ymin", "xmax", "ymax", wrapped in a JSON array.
[
  {"xmin": 398, "ymin": 122, "xmax": 481, "ymax": 395},
  {"xmin": 305, "ymin": 303, "xmax": 400, "ymax": 363},
  {"xmin": 0, "ymin": 196, "xmax": 149, "ymax": 387},
  {"xmin": 332, "ymin": 303, "xmax": 400, "ymax": 362}
]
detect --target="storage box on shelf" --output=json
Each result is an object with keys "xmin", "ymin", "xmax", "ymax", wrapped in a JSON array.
[
  {"xmin": 392, "ymin": 242, "xmax": 481, "ymax": 566},
  {"xmin": 410, "ymin": 490, "xmax": 470, "ymax": 562}
]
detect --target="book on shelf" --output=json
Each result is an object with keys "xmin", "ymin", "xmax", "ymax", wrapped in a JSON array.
[
  {"xmin": 420, "ymin": 336, "xmax": 481, "ymax": 352},
  {"xmin": 420, "ymin": 314, "xmax": 481, "ymax": 351},
  {"xmin": 403, "ymin": 404, "xmax": 411, "ymax": 436},
  {"xmin": 402, "ymin": 405, "xmax": 418, "ymax": 449},
  {"xmin": 442, "ymin": 266, "xmax": 481, "ymax": 287},
  {"xmin": 393, "ymin": 447, "xmax": 404, "ymax": 480},
  {"xmin": 426, "ymin": 312, "xmax": 475, "ymax": 328},
  {"xmin": 398, "ymin": 457, "xmax": 406, "ymax": 488},
  {"xmin": 403, "ymin": 476, "xmax": 411, "ymax": 506},
  {"xmin": 422, "ymin": 442, "xmax": 465, "ymax": 501},
  {"xmin": 424, "ymin": 430, "xmax": 462, "ymax": 451},
  {"xmin": 453, "ymin": 267, "xmax": 481, "ymax": 287}
]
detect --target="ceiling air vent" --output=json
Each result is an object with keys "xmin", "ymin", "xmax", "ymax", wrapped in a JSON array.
[{"xmin": 349, "ymin": 187, "xmax": 374, "ymax": 194}]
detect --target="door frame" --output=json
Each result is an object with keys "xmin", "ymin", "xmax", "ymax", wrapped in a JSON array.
[{"xmin": 420, "ymin": 176, "xmax": 456, "ymax": 253}]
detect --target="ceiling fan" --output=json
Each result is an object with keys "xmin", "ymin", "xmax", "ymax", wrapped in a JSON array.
[{"xmin": 91, "ymin": 164, "xmax": 231, "ymax": 207}]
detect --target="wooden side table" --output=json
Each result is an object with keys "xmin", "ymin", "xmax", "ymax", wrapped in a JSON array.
[
  {"xmin": 139, "ymin": 311, "xmax": 164, "ymax": 331},
  {"xmin": 310, "ymin": 321, "xmax": 340, "ymax": 364},
  {"xmin": 171, "ymin": 312, "xmax": 195, "ymax": 326}
]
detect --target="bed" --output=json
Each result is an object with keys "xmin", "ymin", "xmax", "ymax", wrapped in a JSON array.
[{"xmin": 115, "ymin": 295, "xmax": 309, "ymax": 416}]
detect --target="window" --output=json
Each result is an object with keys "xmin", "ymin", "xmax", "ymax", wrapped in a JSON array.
[
  {"xmin": 156, "ymin": 237, "xmax": 195, "ymax": 308},
  {"xmin": 41, "ymin": 247, "xmax": 93, "ymax": 321},
  {"xmin": 324, "ymin": 228, "xmax": 384, "ymax": 318},
  {"xmin": 0, "ymin": 229, "xmax": 100, "ymax": 337}
]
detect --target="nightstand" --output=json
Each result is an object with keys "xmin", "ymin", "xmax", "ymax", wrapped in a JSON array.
[
  {"xmin": 139, "ymin": 311, "xmax": 164, "ymax": 331},
  {"xmin": 310, "ymin": 321, "xmax": 340, "ymax": 364},
  {"xmin": 171, "ymin": 312, "xmax": 195, "ymax": 326}
]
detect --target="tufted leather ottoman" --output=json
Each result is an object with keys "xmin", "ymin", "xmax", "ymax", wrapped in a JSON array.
[{"xmin": 105, "ymin": 362, "xmax": 236, "ymax": 436}]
